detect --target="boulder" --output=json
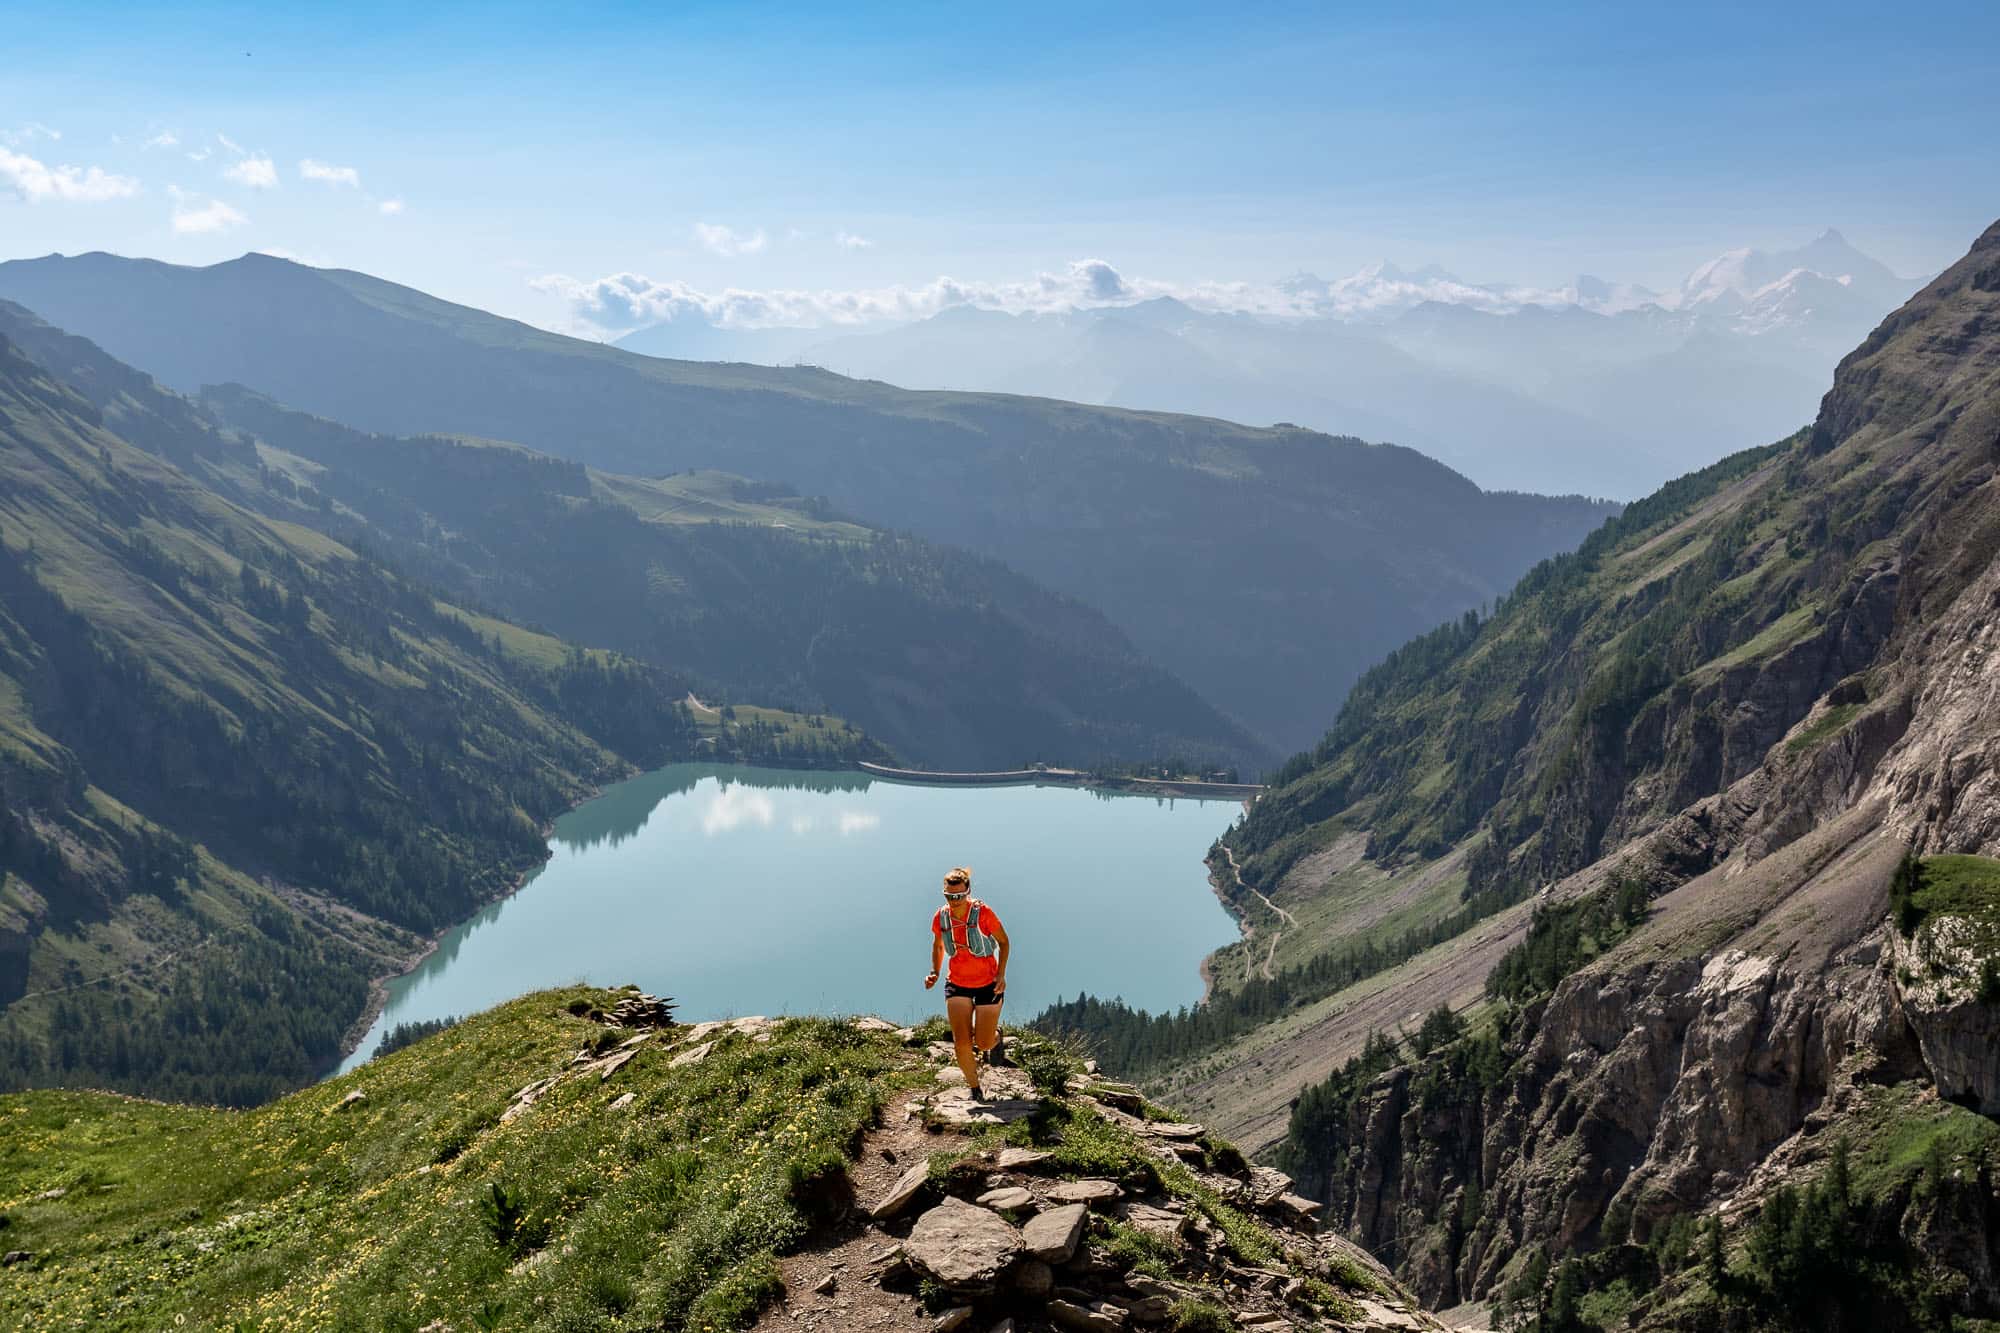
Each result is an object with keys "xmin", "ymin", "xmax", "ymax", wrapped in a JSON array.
[
  {"xmin": 1048, "ymin": 1178, "xmax": 1121, "ymax": 1207},
  {"xmin": 934, "ymin": 1308, "xmax": 974, "ymax": 1332},
  {"xmin": 1141, "ymin": 1121, "xmax": 1205, "ymax": 1140},
  {"xmin": 1126, "ymin": 1295, "xmax": 1174, "ymax": 1324},
  {"xmin": 336, "ymin": 1089, "xmax": 367, "ymax": 1111},
  {"xmin": 1049, "ymin": 1298, "xmax": 1127, "ymax": 1330},
  {"xmin": 928, "ymin": 1088, "xmax": 1044, "ymax": 1127},
  {"xmin": 607, "ymin": 1092, "xmax": 635, "ymax": 1111},
  {"xmin": 868, "ymin": 1161, "xmax": 932, "ymax": 1220},
  {"xmin": 1015, "ymin": 1258, "xmax": 1055, "ymax": 1298},
  {"xmin": 1087, "ymin": 1087, "xmax": 1144, "ymax": 1114},
  {"xmin": 1022, "ymin": 1202, "xmax": 1089, "ymax": 1263},
  {"xmin": 997, "ymin": 1147, "xmax": 1053, "ymax": 1172},
  {"xmin": 1247, "ymin": 1166, "xmax": 1293, "ymax": 1206},
  {"xmin": 1274, "ymin": 1194, "xmax": 1322, "ymax": 1229},
  {"xmin": 603, "ymin": 991, "xmax": 676, "ymax": 1027},
  {"xmin": 904, "ymin": 1197, "xmax": 1023, "ymax": 1294},
  {"xmin": 978, "ymin": 1186, "xmax": 1035, "ymax": 1212},
  {"xmin": 594, "ymin": 1047, "xmax": 642, "ymax": 1081},
  {"xmin": 669, "ymin": 1040, "xmax": 715, "ymax": 1068},
  {"xmin": 1117, "ymin": 1202, "xmax": 1186, "ymax": 1242}
]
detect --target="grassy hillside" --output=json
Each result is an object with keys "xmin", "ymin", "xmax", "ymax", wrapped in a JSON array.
[
  {"xmin": 191, "ymin": 380, "xmax": 1268, "ymax": 772},
  {"xmin": 0, "ymin": 989, "xmax": 1419, "ymax": 1332},
  {"xmin": 0, "ymin": 330, "xmax": 869, "ymax": 1104},
  {"xmin": 0, "ymin": 251, "xmax": 1619, "ymax": 751}
]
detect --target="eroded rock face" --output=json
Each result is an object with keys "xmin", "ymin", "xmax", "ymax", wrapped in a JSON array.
[
  {"xmin": 1890, "ymin": 922, "xmax": 2000, "ymax": 1115},
  {"xmin": 1286, "ymin": 230, "xmax": 2000, "ymax": 1317}
]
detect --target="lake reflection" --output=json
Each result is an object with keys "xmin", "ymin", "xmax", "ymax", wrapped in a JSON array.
[{"xmin": 338, "ymin": 765, "xmax": 1239, "ymax": 1071}]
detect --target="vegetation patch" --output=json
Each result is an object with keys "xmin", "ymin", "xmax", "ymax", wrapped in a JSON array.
[
  {"xmin": 1894, "ymin": 853, "xmax": 2000, "ymax": 940},
  {"xmin": 1486, "ymin": 875, "xmax": 1650, "ymax": 1002},
  {"xmin": 0, "ymin": 990, "xmax": 900, "ymax": 1332},
  {"xmin": 1784, "ymin": 701, "xmax": 1860, "ymax": 755}
]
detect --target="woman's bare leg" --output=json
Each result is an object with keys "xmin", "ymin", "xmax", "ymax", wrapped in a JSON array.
[
  {"xmin": 947, "ymin": 995, "xmax": 980, "ymax": 1090},
  {"xmin": 973, "ymin": 1001, "xmax": 1003, "ymax": 1057}
]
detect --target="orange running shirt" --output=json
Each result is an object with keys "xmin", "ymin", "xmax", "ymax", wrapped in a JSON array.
[{"xmin": 934, "ymin": 903, "xmax": 1003, "ymax": 988}]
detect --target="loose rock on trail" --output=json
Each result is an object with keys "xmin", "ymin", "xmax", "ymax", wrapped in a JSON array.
[{"xmin": 748, "ymin": 1019, "xmax": 1447, "ymax": 1333}]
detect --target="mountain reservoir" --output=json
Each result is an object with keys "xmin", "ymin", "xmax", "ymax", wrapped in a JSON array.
[{"xmin": 338, "ymin": 764, "xmax": 1242, "ymax": 1072}]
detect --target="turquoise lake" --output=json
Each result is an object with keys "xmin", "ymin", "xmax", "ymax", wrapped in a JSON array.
[{"xmin": 338, "ymin": 764, "xmax": 1243, "ymax": 1072}]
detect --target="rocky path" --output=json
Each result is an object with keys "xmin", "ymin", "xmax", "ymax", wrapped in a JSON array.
[
  {"xmin": 753, "ymin": 1031, "xmax": 1445, "ymax": 1333},
  {"xmin": 1215, "ymin": 843, "xmax": 1295, "ymax": 981},
  {"xmin": 755, "ymin": 1087, "xmax": 953, "ymax": 1333}
]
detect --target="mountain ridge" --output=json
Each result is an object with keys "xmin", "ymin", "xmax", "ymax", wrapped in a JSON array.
[
  {"xmin": 0, "ymin": 251, "xmax": 1619, "ymax": 753},
  {"xmin": 1123, "ymin": 218, "xmax": 2000, "ymax": 1329},
  {"xmin": 0, "ymin": 318, "xmax": 880, "ymax": 1104}
]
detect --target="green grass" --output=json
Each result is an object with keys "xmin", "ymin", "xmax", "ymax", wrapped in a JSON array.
[
  {"xmin": 1696, "ymin": 601, "xmax": 1820, "ymax": 676},
  {"xmin": 693, "ymin": 702, "xmax": 868, "ymax": 761},
  {"xmin": 1785, "ymin": 702, "xmax": 1861, "ymax": 755},
  {"xmin": 1910, "ymin": 855, "xmax": 2000, "ymax": 930},
  {"xmin": 1, "ymin": 990, "xmax": 1395, "ymax": 1332},
  {"xmin": 1840, "ymin": 1082, "xmax": 2000, "ymax": 1201},
  {"xmin": 0, "ymin": 990, "xmax": 904, "ymax": 1332}
]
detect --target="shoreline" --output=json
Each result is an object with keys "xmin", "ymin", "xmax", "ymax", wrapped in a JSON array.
[
  {"xmin": 330, "ymin": 758, "xmax": 1252, "ymax": 1073},
  {"xmin": 1198, "ymin": 839, "xmax": 1258, "ymax": 1006},
  {"xmin": 327, "ymin": 778, "xmax": 608, "ymax": 1075},
  {"xmin": 856, "ymin": 761, "xmax": 1265, "ymax": 801}
]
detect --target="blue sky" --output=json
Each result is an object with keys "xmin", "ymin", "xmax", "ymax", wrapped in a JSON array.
[{"xmin": 4, "ymin": 1, "xmax": 1997, "ymax": 333}]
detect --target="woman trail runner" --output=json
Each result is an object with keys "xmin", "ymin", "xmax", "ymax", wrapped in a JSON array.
[{"xmin": 924, "ymin": 865, "xmax": 1010, "ymax": 1100}]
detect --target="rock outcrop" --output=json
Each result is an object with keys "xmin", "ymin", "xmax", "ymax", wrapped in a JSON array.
[
  {"xmin": 788, "ymin": 1033, "xmax": 1448, "ymax": 1333},
  {"xmin": 1265, "ymin": 220, "xmax": 2000, "ymax": 1327}
]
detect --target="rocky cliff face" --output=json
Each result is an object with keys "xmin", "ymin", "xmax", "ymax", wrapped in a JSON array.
[{"xmin": 1276, "ymin": 220, "xmax": 2000, "ymax": 1326}]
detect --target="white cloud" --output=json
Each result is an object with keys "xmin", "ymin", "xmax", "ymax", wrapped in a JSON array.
[
  {"xmin": 837, "ymin": 811, "xmax": 881, "ymax": 835},
  {"xmin": 532, "ymin": 251, "xmax": 1646, "ymax": 337},
  {"xmin": 700, "ymin": 784, "xmax": 775, "ymax": 835},
  {"xmin": 693, "ymin": 222, "xmax": 767, "ymax": 257},
  {"xmin": 1, "ymin": 122, "xmax": 62, "ymax": 146},
  {"xmin": 0, "ymin": 147, "xmax": 140, "ymax": 203},
  {"xmin": 299, "ymin": 157, "xmax": 361, "ymax": 188},
  {"xmin": 533, "ymin": 257, "xmax": 1156, "ymax": 334},
  {"xmin": 142, "ymin": 131, "xmax": 179, "ymax": 150},
  {"xmin": 835, "ymin": 231, "xmax": 873, "ymax": 251},
  {"xmin": 185, "ymin": 147, "xmax": 212, "ymax": 163},
  {"xmin": 378, "ymin": 197, "xmax": 405, "ymax": 216},
  {"xmin": 223, "ymin": 154, "xmax": 278, "ymax": 189},
  {"xmin": 216, "ymin": 133, "xmax": 243, "ymax": 155},
  {"xmin": 169, "ymin": 187, "xmax": 248, "ymax": 234}
]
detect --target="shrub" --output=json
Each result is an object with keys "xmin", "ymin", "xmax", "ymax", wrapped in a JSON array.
[
  {"xmin": 1018, "ymin": 1033, "xmax": 1085, "ymax": 1099},
  {"xmin": 477, "ymin": 1180, "xmax": 527, "ymax": 1249},
  {"xmin": 1169, "ymin": 1298, "xmax": 1236, "ymax": 1332}
]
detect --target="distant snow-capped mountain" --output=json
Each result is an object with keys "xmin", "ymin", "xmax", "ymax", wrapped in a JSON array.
[{"xmin": 612, "ymin": 231, "xmax": 1923, "ymax": 498}]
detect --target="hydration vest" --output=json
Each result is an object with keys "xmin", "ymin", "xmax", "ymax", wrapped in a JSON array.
[{"xmin": 936, "ymin": 902, "xmax": 998, "ymax": 959}]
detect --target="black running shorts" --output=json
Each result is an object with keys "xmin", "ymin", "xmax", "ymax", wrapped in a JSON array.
[{"xmin": 944, "ymin": 980, "xmax": 1003, "ymax": 1006}]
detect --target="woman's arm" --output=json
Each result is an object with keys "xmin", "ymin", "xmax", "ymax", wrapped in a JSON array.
[
  {"xmin": 926, "ymin": 931, "xmax": 944, "ymax": 989},
  {"xmin": 992, "ymin": 921, "xmax": 1010, "ymax": 993}
]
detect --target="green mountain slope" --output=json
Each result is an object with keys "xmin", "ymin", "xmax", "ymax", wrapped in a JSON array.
[
  {"xmin": 1046, "ymin": 221, "xmax": 2000, "ymax": 1329},
  {"xmin": 0, "ymin": 330, "xmax": 869, "ymax": 1104},
  {"xmin": 0, "ymin": 993, "xmax": 1433, "ymax": 1332},
  {"xmin": 0, "ymin": 251, "xmax": 1619, "ymax": 751},
  {"xmin": 190, "ymin": 380, "xmax": 1269, "ymax": 772}
]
